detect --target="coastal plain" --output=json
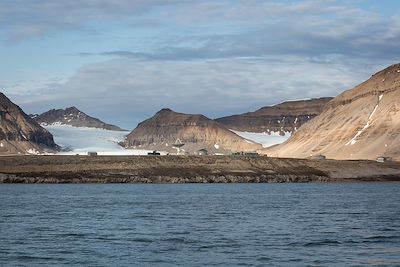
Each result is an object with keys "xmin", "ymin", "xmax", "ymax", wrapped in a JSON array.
[{"xmin": 0, "ymin": 155, "xmax": 399, "ymax": 183}]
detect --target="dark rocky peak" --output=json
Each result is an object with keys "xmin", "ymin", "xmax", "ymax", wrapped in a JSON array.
[
  {"xmin": 156, "ymin": 108, "xmax": 173, "ymax": 114},
  {"xmin": 64, "ymin": 106, "xmax": 81, "ymax": 114},
  {"xmin": 0, "ymin": 92, "xmax": 20, "ymax": 111},
  {"xmin": 256, "ymin": 97, "xmax": 333, "ymax": 115},
  {"xmin": 0, "ymin": 92, "xmax": 58, "ymax": 153},
  {"xmin": 215, "ymin": 97, "xmax": 332, "ymax": 133},
  {"xmin": 34, "ymin": 106, "xmax": 124, "ymax": 131}
]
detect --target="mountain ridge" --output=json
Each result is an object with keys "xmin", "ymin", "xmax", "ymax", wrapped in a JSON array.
[
  {"xmin": 33, "ymin": 106, "xmax": 124, "ymax": 131},
  {"xmin": 0, "ymin": 92, "xmax": 58, "ymax": 154},
  {"xmin": 265, "ymin": 63, "xmax": 400, "ymax": 160},
  {"xmin": 215, "ymin": 97, "xmax": 332, "ymax": 134},
  {"xmin": 125, "ymin": 108, "xmax": 262, "ymax": 154}
]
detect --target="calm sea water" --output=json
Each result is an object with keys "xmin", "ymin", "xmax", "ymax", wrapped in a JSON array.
[{"xmin": 1, "ymin": 183, "xmax": 400, "ymax": 266}]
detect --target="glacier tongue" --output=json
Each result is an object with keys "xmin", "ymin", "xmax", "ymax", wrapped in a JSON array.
[{"xmin": 43, "ymin": 124, "xmax": 160, "ymax": 155}]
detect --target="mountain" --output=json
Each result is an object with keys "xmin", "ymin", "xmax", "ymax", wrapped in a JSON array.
[
  {"xmin": 125, "ymin": 108, "xmax": 262, "ymax": 154},
  {"xmin": 33, "ymin": 107, "xmax": 124, "ymax": 131},
  {"xmin": 265, "ymin": 63, "xmax": 400, "ymax": 160},
  {"xmin": 0, "ymin": 92, "xmax": 58, "ymax": 154},
  {"xmin": 215, "ymin": 97, "xmax": 332, "ymax": 134}
]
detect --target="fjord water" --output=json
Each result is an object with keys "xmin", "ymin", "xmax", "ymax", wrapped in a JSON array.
[{"xmin": 1, "ymin": 184, "xmax": 399, "ymax": 266}]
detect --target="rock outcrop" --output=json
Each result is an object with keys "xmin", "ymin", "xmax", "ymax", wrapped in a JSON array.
[
  {"xmin": 1, "ymin": 155, "xmax": 400, "ymax": 183},
  {"xmin": 266, "ymin": 63, "xmax": 400, "ymax": 161},
  {"xmin": 0, "ymin": 92, "xmax": 58, "ymax": 154},
  {"xmin": 32, "ymin": 106, "xmax": 124, "ymax": 131},
  {"xmin": 215, "ymin": 97, "xmax": 332, "ymax": 134},
  {"xmin": 125, "ymin": 108, "xmax": 262, "ymax": 154}
]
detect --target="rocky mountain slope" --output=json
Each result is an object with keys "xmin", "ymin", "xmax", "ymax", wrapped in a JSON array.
[
  {"xmin": 32, "ymin": 107, "xmax": 124, "ymax": 131},
  {"xmin": 215, "ymin": 97, "xmax": 332, "ymax": 134},
  {"xmin": 0, "ymin": 92, "xmax": 58, "ymax": 154},
  {"xmin": 125, "ymin": 108, "xmax": 262, "ymax": 154},
  {"xmin": 265, "ymin": 63, "xmax": 400, "ymax": 160}
]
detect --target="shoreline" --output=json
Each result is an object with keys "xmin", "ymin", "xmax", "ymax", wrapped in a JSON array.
[{"xmin": 1, "ymin": 155, "xmax": 399, "ymax": 183}]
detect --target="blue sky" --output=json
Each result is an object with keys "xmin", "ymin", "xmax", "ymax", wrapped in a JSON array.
[{"xmin": 1, "ymin": 0, "xmax": 400, "ymax": 128}]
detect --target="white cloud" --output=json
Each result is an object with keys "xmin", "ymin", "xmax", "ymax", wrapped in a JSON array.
[
  {"xmin": 1, "ymin": 0, "xmax": 399, "ymax": 129},
  {"xmin": 9, "ymin": 56, "xmax": 388, "ymax": 129},
  {"xmin": 68, "ymin": 1, "xmax": 400, "ymax": 62},
  {"xmin": 0, "ymin": 0, "xmax": 184, "ymax": 40}
]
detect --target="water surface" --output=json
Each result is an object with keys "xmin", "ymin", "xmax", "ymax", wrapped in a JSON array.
[{"xmin": 1, "ymin": 183, "xmax": 400, "ymax": 266}]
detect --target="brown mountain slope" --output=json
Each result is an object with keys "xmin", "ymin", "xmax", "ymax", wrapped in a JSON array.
[
  {"xmin": 0, "ymin": 92, "xmax": 58, "ymax": 154},
  {"xmin": 33, "ymin": 106, "xmax": 124, "ymax": 131},
  {"xmin": 215, "ymin": 97, "xmax": 332, "ymax": 134},
  {"xmin": 125, "ymin": 108, "xmax": 262, "ymax": 154},
  {"xmin": 265, "ymin": 63, "xmax": 400, "ymax": 160}
]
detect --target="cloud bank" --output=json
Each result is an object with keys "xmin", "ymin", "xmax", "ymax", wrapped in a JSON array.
[{"xmin": 1, "ymin": 0, "xmax": 399, "ymax": 129}]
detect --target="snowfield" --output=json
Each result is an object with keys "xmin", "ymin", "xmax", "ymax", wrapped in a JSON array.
[
  {"xmin": 231, "ymin": 130, "xmax": 291, "ymax": 148},
  {"xmin": 43, "ymin": 124, "xmax": 161, "ymax": 155},
  {"xmin": 42, "ymin": 124, "xmax": 290, "ymax": 155},
  {"xmin": 345, "ymin": 94, "xmax": 383, "ymax": 146}
]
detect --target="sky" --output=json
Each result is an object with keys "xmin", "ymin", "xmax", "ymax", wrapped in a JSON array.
[{"xmin": 1, "ymin": 0, "xmax": 400, "ymax": 129}]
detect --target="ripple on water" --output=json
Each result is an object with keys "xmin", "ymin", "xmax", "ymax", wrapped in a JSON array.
[{"xmin": 0, "ymin": 183, "xmax": 399, "ymax": 266}]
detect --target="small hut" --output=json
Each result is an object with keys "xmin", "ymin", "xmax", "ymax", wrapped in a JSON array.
[
  {"xmin": 311, "ymin": 154, "xmax": 326, "ymax": 160},
  {"xmin": 148, "ymin": 151, "xmax": 161, "ymax": 156},
  {"xmin": 197, "ymin": 149, "xmax": 208, "ymax": 156},
  {"xmin": 87, "ymin": 151, "xmax": 97, "ymax": 156}
]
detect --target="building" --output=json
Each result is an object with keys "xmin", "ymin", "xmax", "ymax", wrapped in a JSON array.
[
  {"xmin": 87, "ymin": 151, "xmax": 97, "ymax": 156},
  {"xmin": 376, "ymin": 156, "xmax": 391, "ymax": 163},
  {"xmin": 148, "ymin": 151, "xmax": 161, "ymax": 156},
  {"xmin": 197, "ymin": 149, "xmax": 208, "ymax": 156}
]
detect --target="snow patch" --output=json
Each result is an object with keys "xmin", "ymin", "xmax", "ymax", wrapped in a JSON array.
[
  {"xmin": 346, "ymin": 94, "xmax": 383, "ymax": 146},
  {"xmin": 0, "ymin": 142, "xmax": 3, "ymax": 147},
  {"xmin": 41, "ymin": 121, "xmax": 64, "ymax": 127},
  {"xmin": 294, "ymin": 117, "xmax": 298, "ymax": 124},
  {"xmin": 214, "ymin": 144, "xmax": 220, "ymax": 149},
  {"xmin": 26, "ymin": 148, "xmax": 39, "ymax": 155},
  {"xmin": 232, "ymin": 130, "xmax": 291, "ymax": 148},
  {"xmin": 368, "ymin": 103, "xmax": 379, "ymax": 120}
]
